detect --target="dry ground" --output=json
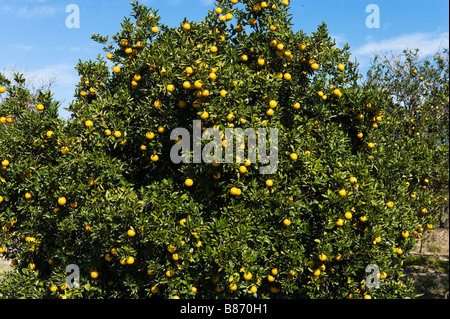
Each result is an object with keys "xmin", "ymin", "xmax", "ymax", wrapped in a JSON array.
[{"xmin": 404, "ymin": 228, "xmax": 449, "ymax": 299}]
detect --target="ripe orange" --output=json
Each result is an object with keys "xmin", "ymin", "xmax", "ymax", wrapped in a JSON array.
[
  {"xmin": 269, "ymin": 100, "xmax": 278, "ymax": 109},
  {"xmin": 113, "ymin": 66, "xmax": 121, "ymax": 74},
  {"xmin": 0, "ymin": 86, "xmax": 5, "ymax": 93},
  {"xmin": 58, "ymin": 197, "xmax": 67, "ymax": 206},
  {"xmin": 243, "ymin": 272, "xmax": 253, "ymax": 280},
  {"xmin": 36, "ymin": 104, "xmax": 45, "ymax": 111},
  {"xmin": 283, "ymin": 218, "xmax": 291, "ymax": 226},
  {"xmin": 226, "ymin": 113, "xmax": 235, "ymax": 122},
  {"xmin": 333, "ymin": 89, "xmax": 342, "ymax": 97},
  {"xmin": 336, "ymin": 219, "xmax": 344, "ymax": 226},
  {"xmin": 151, "ymin": 286, "xmax": 159, "ymax": 294},
  {"xmin": 344, "ymin": 212, "xmax": 352, "ymax": 220},
  {"xmin": 229, "ymin": 283, "xmax": 238, "ymax": 291},
  {"xmin": 185, "ymin": 179, "xmax": 194, "ymax": 187},
  {"xmin": 145, "ymin": 132, "xmax": 155, "ymax": 140},
  {"xmin": 338, "ymin": 189, "xmax": 347, "ymax": 197},
  {"xmin": 311, "ymin": 63, "xmax": 319, "ymax": 71},
  {"xmin": 150, "ymin": 155, "xmax": 159, "ymax": 162},
  {"xmin": 386, "ymin": 201, "xmax": 394, "ymax": 208},
  {"xmin": 194, "ymin": 80, "xmax": 203, "ymax": 89},
  {"xmin": 183, "ymin": 23, "xmax": 191, "ymax": 31},
  {"xmin": 200, "ymin": 111, "xmax": 209, "ymax": 120},
  {"xmin": 127, "ymin": 229, "xmax": 136, "ymax": 237},
  {"xmin": 338, "ymin": 64, "xmax": 345, "ymax": 71},
  {"xmin": 154, "ymin": 100, "xmax": 163, "ymax": 108},
  {"xmin": 114, "ymin": 131, "xmax": 122, "ymax": 138},
  {"xmin": 90, "ymin": 271, "xmax": 99, "ymax": 279},
  {"xmin": 270, "ymin": 286, "xmax": 280, "ymax": 293},
  {"xmin": 230, "ymin": 187, "xmax": 241, "ymax": 196},
  {"xmin": 266, "ymin": 180, "xmax": 274, "ymax": 187},
  {"xmin": 151, "ymin": 26, "xmax": 159, "ymax": 33}
]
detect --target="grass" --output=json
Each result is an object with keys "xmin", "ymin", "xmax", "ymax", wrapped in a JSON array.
[{"xmin": 405, "ymin": 255, "xmax": 449, "ymax": 272}]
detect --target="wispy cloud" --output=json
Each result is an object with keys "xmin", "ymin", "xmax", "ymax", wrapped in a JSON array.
[
  {"xmin": 9, "ymin": 43, "xmax": 34, "ymax": 51},
  {"xmin": 17, "ymin": 5, "xmax": 57, "ymax": 18},
  {"xmin": 330, "ymin": 34, "xmax": 348, "ymax": 48},
  {"xmin": 354, "ymin": 30, "xmax": 449, "ymax": 58},
  {"xmin": 142, "ymin": 0, "xmax": 214, "ymax": 6},
  {"xmin": 26, "ymin": 64, "xmax": 78, "ymax": 88},
  {"xmin": 0, "ymin": 1, "xmax": 58, "ymax": 18},
  {"xmin": 352, "ymin": 30, "xmax": 449, "ymax": 67}
]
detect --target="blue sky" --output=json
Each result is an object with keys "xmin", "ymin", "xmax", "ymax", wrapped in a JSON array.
[{"xmin": 0, "ymin": 0, "xmax": 448, "ymax": 119}]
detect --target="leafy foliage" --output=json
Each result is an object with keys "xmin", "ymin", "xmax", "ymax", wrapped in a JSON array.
[{"xmin": 0, "ymin": 0, "xmax": 448, "ymax": 299}]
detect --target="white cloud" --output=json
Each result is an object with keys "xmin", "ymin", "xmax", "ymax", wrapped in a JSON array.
[
  {"xmin": 351, "ymin": 30, "xmax": 449, "ymax": 68},
  {"xmin": 354, "ymin": 30, "xmax": 449, "ymax": 58},
  {"xmin": 330, "ymin": 34, "xmax": 347, "ymax": 48},
  {"xmin": 17, "ymin": 5, "xmax": 57, "ymax": 18},
  {"xmin": 25, "ymin": 64, "xmax": 78, "ymax": 86},
  {"xmin": 9, "ymin": 43, "xmax": 34, "ymax": 51},
  {"xmin": 199, "ymin": 0, "xmax": 214, "ymax": 5}
]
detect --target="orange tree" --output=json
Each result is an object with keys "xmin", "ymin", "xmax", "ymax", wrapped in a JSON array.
[{"xmin": 1, "ymin": 0, "xmax": 448, "ymax": 299}]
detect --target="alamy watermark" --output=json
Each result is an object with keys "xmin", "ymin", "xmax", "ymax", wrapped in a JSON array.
[
  {"xmin": 365, "ymin": 264, "xmax": 380, "ymax": 289},
  {"xmin": 366, "ymin": 4, "xmax": 380, "ymax": 29},
  {"xmin": 66, "ymin": 264, "xmax": 80, "ymax": 288},
  {"xmin": 66, "ymin": 4, "xmax": 80, "ymax": 29},
  {"xmin": 170, "ymin": 120, "xmax": 278, "ymax": 175}
]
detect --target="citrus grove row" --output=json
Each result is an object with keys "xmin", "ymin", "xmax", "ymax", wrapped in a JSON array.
[{"xmin": 0, "ymin": 0, "xmax": 448, "ymax": 299}]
